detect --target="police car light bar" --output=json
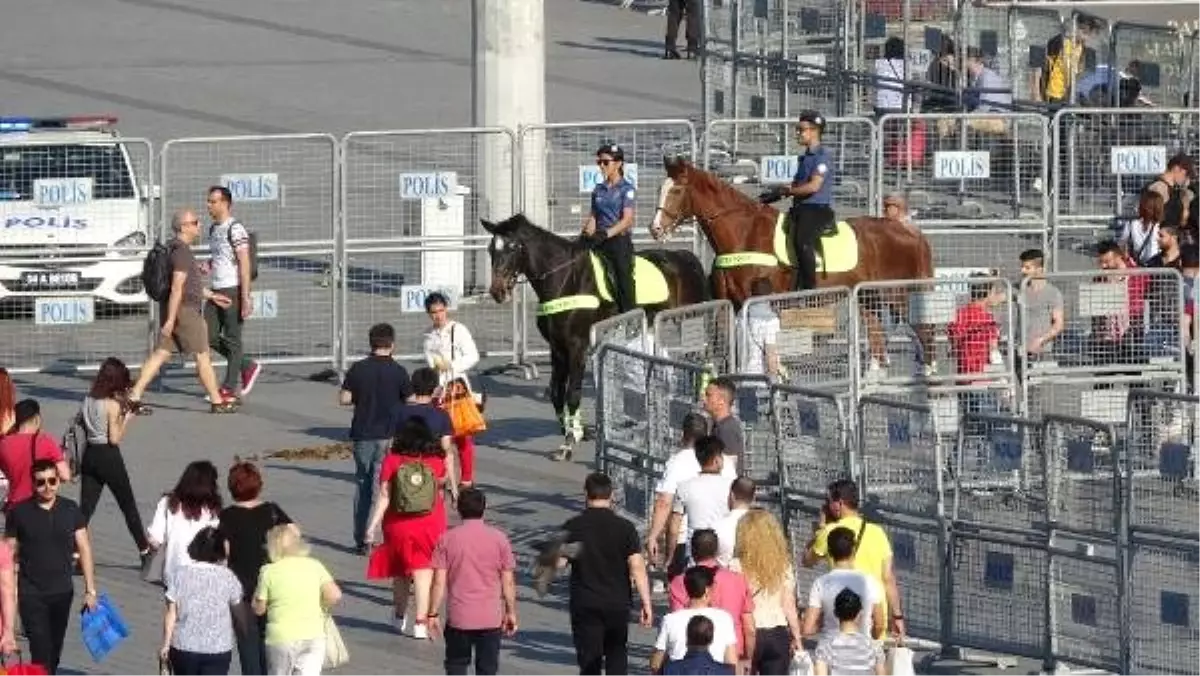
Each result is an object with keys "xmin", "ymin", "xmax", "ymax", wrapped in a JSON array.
[{"xmin": 0, "ymin": 116, "xmax": 119, "ymax": 133}]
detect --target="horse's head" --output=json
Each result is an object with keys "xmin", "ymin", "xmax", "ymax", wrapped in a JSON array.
[
  {"xmin": 651, "ymin": 155, "xmax": 701, "ymax": 241},
  {"xmin": 481, "ymin": 215, "xmax": 530, "ymax": 304}
]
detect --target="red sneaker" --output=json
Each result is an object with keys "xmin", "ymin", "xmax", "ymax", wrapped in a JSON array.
[{"xmin": 240, "ymin": 361, "xmax": 263, "ymax": 397}]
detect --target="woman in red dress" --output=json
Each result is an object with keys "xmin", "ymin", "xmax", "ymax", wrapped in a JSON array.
[{"xmin": 364, "ymin": 416, "xmax": 456, "ymax": 641}]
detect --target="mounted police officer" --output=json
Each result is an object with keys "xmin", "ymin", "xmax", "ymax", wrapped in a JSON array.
[
  {"xmin": 760, "ymin": 110, "xmax": 836, "ymax": 291},
  {"xmin": 582, "ymin": 142, "xmax": 637, "ymax": 313}
]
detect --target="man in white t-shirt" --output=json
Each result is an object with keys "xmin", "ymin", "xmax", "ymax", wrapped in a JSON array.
[
  {"xmin": 672, "ymin": 437, "xmax": 736, "ymax": 560},
  {"xmin": 646, "ymin": 414, "xmax": 717, "ymax": 579},
  {"xmin": 740, "ymin": 278, "xmax": 781, "ymax": 378},
  {"xmin": 801, "ymin": 525, "xmax": 886, "ymax": 640},
  {"xmin": 714, "ymin": 477, "xmax": 756, "ymax": 567},
  {"xmin": 204, "ymin": 186, "xmax": 263, "ymax": 400},
  {"xmin": 650, "ymin": 566, "xmax": 739, "ymax": 673}
]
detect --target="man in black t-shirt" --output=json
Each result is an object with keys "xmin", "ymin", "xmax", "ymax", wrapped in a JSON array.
[
  {"xmin": 555, "ymin": 473, "xmax": 652, "ymax": 675},
  {"xmin": 6, "ymin": 459, "xmax": 99, "ymax": 674},
  {"xmin": 340, "ymin": 323, "xmax": 413, "ymax": 555}
]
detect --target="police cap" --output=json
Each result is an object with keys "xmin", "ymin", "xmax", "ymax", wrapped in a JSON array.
[
  {"xmin": 596, "ymin": 142, "xmax": 625, "ymax": 161},
  {"xmin": 797, "ymin": 110, "xmax": 826, "ymax": 131}
]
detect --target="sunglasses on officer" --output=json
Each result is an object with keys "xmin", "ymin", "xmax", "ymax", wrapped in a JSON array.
[{"xmin": 596, "ymin": 156, "xmax": 619, "ymax": 166}]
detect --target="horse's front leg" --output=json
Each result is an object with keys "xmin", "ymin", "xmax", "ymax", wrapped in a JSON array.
[
  {"xmin": 549, "ymin": 346, "xmax": 568, "ymax": 436},
  {"xmin": 554, "ymin": 347, "xmax": 588, "ymax": 461}
]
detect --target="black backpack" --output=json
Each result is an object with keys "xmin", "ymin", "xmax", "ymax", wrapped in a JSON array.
[
  {"xmin": 227, "ymin": 220, "xmax": 260, "ymax": 281},
  {"xmin": 141, "ymin": 242, "xmax": 173, "ymax": 302}
]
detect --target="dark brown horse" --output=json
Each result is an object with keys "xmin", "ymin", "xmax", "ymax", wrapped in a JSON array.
[{"xmin": 649, "ymin": 156, "xmax": 937, "ymax": 373}]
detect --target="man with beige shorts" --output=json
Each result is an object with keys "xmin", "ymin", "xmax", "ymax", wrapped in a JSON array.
[{"xmin": 126, "ymin": 210, "xmax": 240, "ymax": 414}]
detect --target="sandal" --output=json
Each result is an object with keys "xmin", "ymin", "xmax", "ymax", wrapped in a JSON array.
[
  {"xmin": 126, "ymin": 399, "xmax": 153, "ymax": 416},
  {"xmin": 210, "ymin": 401, "xmax": 239, "ymax": 414}
]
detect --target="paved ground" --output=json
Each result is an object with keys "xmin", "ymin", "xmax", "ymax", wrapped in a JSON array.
[{"xmin": 17, "ymin": 360, "xmax": 651, "ymax": 676}]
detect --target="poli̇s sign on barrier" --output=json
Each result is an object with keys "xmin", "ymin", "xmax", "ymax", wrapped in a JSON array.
[
  {"xmin": 399, "ymin": 172, "xmax": 458, "ymax": 200},
  {"xmin": 1110, "ymin": 146, "xmax": 1167, "ymax": 175},
  {"xmin": 220, "ymin": 173, "xmax": 280, "ymax": 202},
  {"xmin": 400, "ymin": 285, "xmax": 459, "ymax": 313},
  {"xmin": 33, "ymin": 177, "xmax": 92, "ymax": 207}
]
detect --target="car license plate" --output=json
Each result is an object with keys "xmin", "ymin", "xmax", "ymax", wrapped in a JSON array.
[{"xmin": 21, "ymin": 271, "xmax": 81, "ymax": 289}]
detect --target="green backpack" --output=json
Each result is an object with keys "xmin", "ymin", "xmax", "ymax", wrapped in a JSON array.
[{"xmin": 389, "ymin": 460, "xmax": 437, "ymax": 515}]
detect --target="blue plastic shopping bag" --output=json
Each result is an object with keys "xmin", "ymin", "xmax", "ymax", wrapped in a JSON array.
[{"xmin": 79, "ymin": 593, "xmax": 129, "ymax": 663}]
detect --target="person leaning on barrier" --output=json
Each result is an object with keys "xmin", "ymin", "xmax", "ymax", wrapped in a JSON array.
[{"xmin": 801, "ymin": 479, "xmax": 905, "ymax": 640}]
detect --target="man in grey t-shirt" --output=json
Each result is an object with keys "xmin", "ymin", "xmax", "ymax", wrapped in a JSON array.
[
  {"xmin": 702, "ymin": 377, "xmax": 745, "ymax": 470},
  {"xmin": 1019, "ymin": 249, "xmax": 1064, "ymax": 360}
]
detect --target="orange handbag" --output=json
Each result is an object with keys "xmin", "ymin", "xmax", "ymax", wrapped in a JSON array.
[{"xmin": 442, "ymin": 379, "xmax": 486, "ymax": 437}]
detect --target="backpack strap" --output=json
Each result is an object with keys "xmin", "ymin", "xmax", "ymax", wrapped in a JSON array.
[{"xmin": 851, "ymin": 516, "xmax": 869, "ymax": 560}]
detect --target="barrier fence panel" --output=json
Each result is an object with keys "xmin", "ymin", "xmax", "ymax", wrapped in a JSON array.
[
  {"xmin": 595, "ymin": 344, "xmax": 708, "ymax": 527},
  {"xmin": 703, "ymin": 118, "xmax": 877, "ymax": 217},
  {"xmin": 877, "ymin": 113, "xmax": 1049, "ymax": 272},
  {"xmin": 1018, "ymin": 269, "xmax": 1187, "ymax": 426},
  {"xmin": 1051, "ymin": 108, "xmax": 1200, "ymax": 271},
  {"xmin": 1111, "ymin": 22, "xmax": 1195, "ymax": 108},
  {"xmin": 1041, "ymin": 414, "xmax": 1127, "ymax": 673},
  {"xmin": 856, "ymin": 396, "xmax": 947, "ymax": 642},
  {"xmin": 159, "ymin": 134, "xmax": 338, "ymax": 244},
  {"xmin": 339, "ymin": 241, "xmax": 520, "ymax": 367},
  {"xmin": 738, "ymin": 287, "xmax": 854, "ymax": 392},
  {"xmin": 652, "ymin": 299, "xmax": 737, "ymax": 375},
  {"xmin": 944, "ymin": 412, "xmax": 1048, "ymax": 662},
  {"xmin": 1126, "ymin": 534, "xmax": 1199, "ymax": 675},
  {"xmin": 516, "ymin": 119, "xmax": 698, "ymax": 243},
  {"xmin": 340, "ymin": 127, "xmax": 517, "ymax": 289},
  {"xmin": 193, "ymin": 243, "xmax": 339, "ymax": 368},
  {"xmin": 0, "ymin": 251, "xmax": 154, "ymax": 374},
  {"xmin": 773, "ymin": 383, "xmax": 854, "ymax": 614},
  {"xmin": 588, "ymin": 308, "xmax": 650, "ymax": 434},
  {"xmin": 854, "ymin": 277, "xmax": 1016, "ymax": 386},
  {"xmin": 1124, "ymin": 389, "xmax": 1198, "ymax": 537}
]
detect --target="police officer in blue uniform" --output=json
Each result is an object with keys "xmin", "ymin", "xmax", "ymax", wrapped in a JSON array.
[
  {"xmin": 760, "ymin": 111, "xmax": 836, "ymax": 291},
  {"xmin": 582, "ymin": 142, "xmax": 638, "ymax": 313}
]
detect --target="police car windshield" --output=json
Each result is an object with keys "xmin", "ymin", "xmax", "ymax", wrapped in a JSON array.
[{"xmin": 0, "ymin": 144, "xmax": 135, "ymax": 201}]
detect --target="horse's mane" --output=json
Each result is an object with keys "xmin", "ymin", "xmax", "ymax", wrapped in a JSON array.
[
  {"xmin": 688, "ymin": 165, "xmax": 776, "ymax": 220},
  {"xmin": 495, "ymin": 213, "xmax": 578, "ymax": 248}
]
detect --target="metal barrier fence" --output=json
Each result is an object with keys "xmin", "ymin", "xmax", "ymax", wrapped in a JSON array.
[
  {"xmin": 159, "ymin": 134, "xmax": 338, "ymax": 243},
  {"xmin": 878, "ymin": 113, "xmax": 1050, "ymax": 273},
  {"xmin": 1051, "ymin": 108, "xmax": 1200, "ymax": 271},
  {"xmin": 703, "ymin": 118, "xmax": 878, "ymax": 217},
  {"xmin": 594, "ymin": 343, "xmax": 709, "ymax": 526},
  {"xmin": 339, "ymin": 240, "xmax": 521, "ymax": 368},
  {"xmin": 736, "ymin": 287, "xmax": 854, "ymax": 392},
  {"xmin": 652, "ymin": 299, "xmax": 737, "ymax": 375}
]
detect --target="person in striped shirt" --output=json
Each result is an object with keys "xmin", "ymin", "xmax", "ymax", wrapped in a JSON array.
[{"xmin": 812, "ymin": 588, "xmax": 885, "ymax": 676}]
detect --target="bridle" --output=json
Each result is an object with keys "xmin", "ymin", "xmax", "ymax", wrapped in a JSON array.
[
  {"xmin": 493, "ymin": 236, "xmax": 586, "ymax": 299},
  {"xmin": 654, "ymin": 179, "xmax": 759, "ymax": 237}
]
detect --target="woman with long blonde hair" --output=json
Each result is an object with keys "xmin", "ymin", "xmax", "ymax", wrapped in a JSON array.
[{"xmin": 732, "ymin": 509, "xmax": 802, "ymax": 675}]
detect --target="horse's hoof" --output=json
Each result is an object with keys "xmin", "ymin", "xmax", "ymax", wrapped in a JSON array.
[{"xmin": 552, "ymin": 446, "xmax": 574, "ymax": 462}]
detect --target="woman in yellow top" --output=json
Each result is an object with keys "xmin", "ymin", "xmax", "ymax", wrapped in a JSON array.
[
  {"xmin": 254, "ymin": 524, "xmax": 343, "ymax": 675},
  {"xmin": 801, "ymin": 479, "xmax": 905, "ymax": 640}
]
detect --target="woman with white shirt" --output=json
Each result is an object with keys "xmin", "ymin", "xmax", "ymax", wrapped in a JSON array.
[
  {"xmin": 148, "ymin": 461, "xmax": 223, "ymax": 585},
  {"xmin": 420, "ymin": 292, "xmax": 482, "ymax": 486},
  {"xmin": 1120, "ymin": 190, "xmax": 1165, "ymax": 266}
]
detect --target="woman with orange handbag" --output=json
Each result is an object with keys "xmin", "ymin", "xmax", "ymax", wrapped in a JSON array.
[{"xmin": 420, "ymin": 293, "xmax": 485, "ymax": 487}]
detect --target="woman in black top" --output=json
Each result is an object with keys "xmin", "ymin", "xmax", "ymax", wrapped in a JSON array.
[{"xmin": 217, "ymin": 461, "xmax": 291, "ymax": 676}]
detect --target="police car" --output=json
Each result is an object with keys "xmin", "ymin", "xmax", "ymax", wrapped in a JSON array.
[{"xmin": 0, "ymin": 116, "xmax": 153, "ymax": 313}]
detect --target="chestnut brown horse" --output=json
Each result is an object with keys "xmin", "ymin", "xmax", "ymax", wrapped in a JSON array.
[{"xmin": 649, "ymin": 156, "xmax": 937, "ymax": 373}]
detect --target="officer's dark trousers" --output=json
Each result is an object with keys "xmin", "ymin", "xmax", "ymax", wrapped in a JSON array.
[
  {"xmin": 665, "ymin": 0, "xmax": 701, "ymax": 52},
  {"xmin": 599, "ymin": 234, "xmax": 636, "ymax": 314},
  {"xmin": 788, "ymin": 204, "xmax": 835, "ymax": 291}
]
